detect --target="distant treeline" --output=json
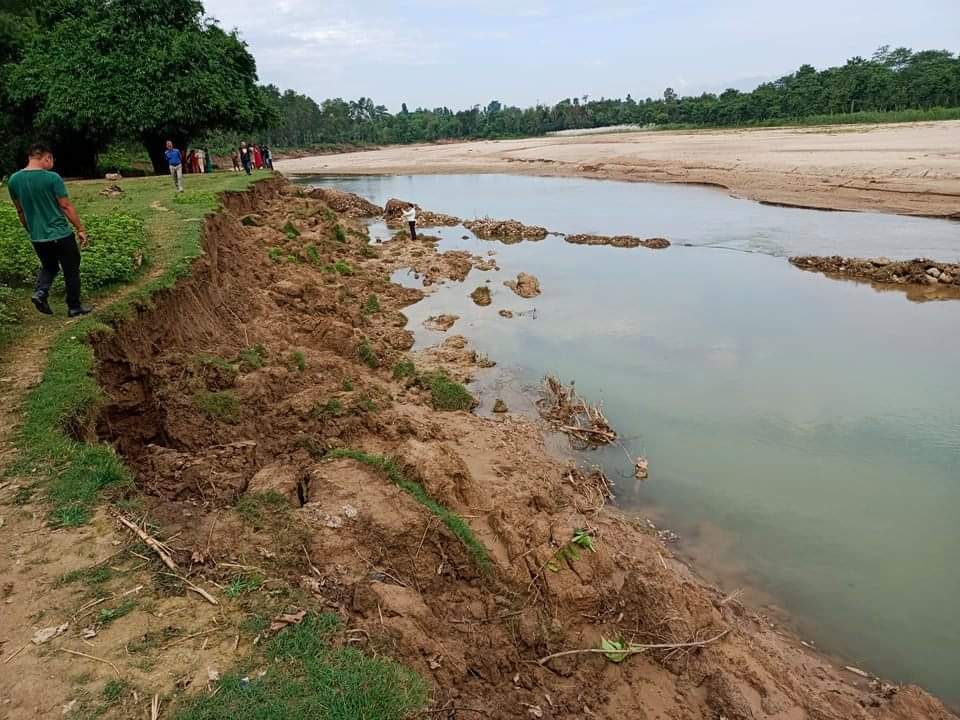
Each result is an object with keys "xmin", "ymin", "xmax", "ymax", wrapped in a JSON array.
[{"xmin": 251, "ymin": 46, "xmax": 960, "ymax": 148}]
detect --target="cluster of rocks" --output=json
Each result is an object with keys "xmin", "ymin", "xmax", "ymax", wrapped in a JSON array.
[
  {"xmin": 463, "ymin": 218, "xmax": 549, "ymax": 241},
  {"xmin": 789, "ymin": 256, "xmax": 960, "ymax": 286},
  {"xmin": 504, "ymin": 272, "xmax": 541, "ymax": 298},
  {"xmin": 307, "ymin": 187, "xmax": 382, "ymax": 217},
  {"xmin": 566, "ymin": 234, "xmax": 671, "ymax": 250}
]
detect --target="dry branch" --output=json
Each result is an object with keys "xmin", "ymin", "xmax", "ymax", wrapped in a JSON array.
[
  {"xmin": 538, "ymin": 376, "xmax": 617, "ymax": 447},
  {"xmin": 114, "ymin": 514, "xmax": 179, "ymax": 571},
  {"xmin": 537, "ymin": 628, "xmax": 729, "ymax": 666}
]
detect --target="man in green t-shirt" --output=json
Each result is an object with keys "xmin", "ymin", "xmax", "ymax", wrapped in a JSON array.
[{"xmin": 7, "ymin": 143, "xmax": 92, "ymax": 317}]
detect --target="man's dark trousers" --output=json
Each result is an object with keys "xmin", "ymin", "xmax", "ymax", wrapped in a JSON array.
[{"xmin": 32, "ymin": 233, "xmax": 81, "ymax": 310}]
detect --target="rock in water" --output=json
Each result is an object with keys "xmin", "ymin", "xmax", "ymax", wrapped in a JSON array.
[
  {"xmin": 634, "ymin": 456, "xmax": 649, "ymax": 480},
  {"xmin": 493, "ymin": 399, "xmax": 508, "ymax": 413},
  {"xmin": 504, "ymin": 273, "xmax": 541, "ymax": 298}
]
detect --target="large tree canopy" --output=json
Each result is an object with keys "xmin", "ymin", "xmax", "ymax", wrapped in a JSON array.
[{"xmin": 5, "ymin": 0, "xmax": 273, "ymax": 175}]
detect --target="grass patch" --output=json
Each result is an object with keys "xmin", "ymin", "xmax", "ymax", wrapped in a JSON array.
[
  {"xmin": 392, "ymin": 359, "xmax": 416, "ymax": 380},
  {"xmin": 101, "ymin": 679, "xmax": 128, "ymax": 704},
  {"xmin": 234, "ymin": 491, "xmax": 289, "ymax": 525},
  {"xmin": 238, "ymin": 343, "xmax": 268, "ymax": 371},
  {"xmin": 223, "ymin": 574, "xmax": 263, "ymax": 599},
  {"xmin": 7, "ymin": 173, "xmax": 267, "ymax": 526},
  {"xmin": 194, "ymin": 391, "xmax": 241, "ymax": 424},
  {"xmin": 333, "ymin": 259, "xmax": 353, "ymax": 276},
  {"xmin": 128, "ymin": 626, "xmax": 183, "ymax": 654},
  {"xmin": 357, "ymin": 339, "xmax": 379, "ymax": 369},
  {"xmin": 312, "ymin": 399, "xmax": 345, "ymax": 419},
  {"xmin": 359, "ymin": 244, "xmax": 378, "ymax": 258},
  {"xmin": 58, "ymin": 565, "xmax": 113, "ymax": 589},
  {"xmin": 341, "ymin": 378, "xmax": 354, "ymax": 391},
  {"xmin": 362, "ymin": 294, "xmax": 381, "ymax": 315},
  {"xmin": 334, "ymin": 224, "xmax": 347, "ymax": 243},
  {"xmin": 326, "ymin": 449, "xmax": 490, "ymax": 572},
  {"xmin": 304, "ymin": 243, "xmax": 322, "ymax": 266},
  {"xmin": 267, "ymin": 246, "xmax": 284, "ymax": 264},
  {"xmin": 173, "ymin": 613, "xmax": 427, "ymax": 720},
  {"xmin": 289, "ymin": 350, "xmax": 307, "ymax": 372},
  {"xmin": 419, "ymin": 370, "xmax": 476, "ymax": 411},
  {"xmin": 96, "ymin": 599, "xmax": 136, "ymax": 626},
  {"xmin": 282, "ymin": 221, "xmax": 301, "ymax": 239}
]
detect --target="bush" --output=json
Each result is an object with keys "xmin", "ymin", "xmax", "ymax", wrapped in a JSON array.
[
  {"xmin": 362, "ymin": 294, "xmax": 380, "ymax": 315},
  {"xmin": 357, "ymin": 339, "xmax": 379, "ymax": 368},
  {"xmin": 0, "ymin": 204, "xmax": 147, "ymax": 291},
  {"xmin": 333, "ymin": 260, "xmax": 353, "ymax": 276},
  {"xmin": 238, "ymin": 343, "xmax": 268, "ymax": 370},
  {"xmin": 195, "ymin": 391, "xmax": 241, "ymax": 423},
  {"xmin": 334, "ymin": 224, "xmax": 347, "ymax": 243},
  {"xmin": 419, "ymin": 371, "xmax": 476, "ymax": 411}
]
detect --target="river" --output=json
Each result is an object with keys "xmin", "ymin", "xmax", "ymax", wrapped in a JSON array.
[{"xmin": 295, "ymin": 173, "xmax": 960, "ymax": 706}]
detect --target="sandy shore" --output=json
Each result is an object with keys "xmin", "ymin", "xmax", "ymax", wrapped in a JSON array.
[{"xmin": 276, "ymin": 121, "xmax": 960, "ymax": 218}]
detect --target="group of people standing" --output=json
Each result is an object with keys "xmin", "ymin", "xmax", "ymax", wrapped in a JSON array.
[
  {"xmin": 183, "ymin": 148, "xmax": 213, "ymax": 174},
  {"xmin": 233, "ymin": 143, "xmax": 272, "ymax": 174}
]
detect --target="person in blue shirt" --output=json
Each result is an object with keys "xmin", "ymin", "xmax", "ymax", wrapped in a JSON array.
[{"xmin": 165, "ymin": 140, "xmax": 184, "ymax": 192}]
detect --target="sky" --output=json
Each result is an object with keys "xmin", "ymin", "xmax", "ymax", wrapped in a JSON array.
[{"xmin": 202, "ymin": 0, "xmax": 960, "ymax": 112}]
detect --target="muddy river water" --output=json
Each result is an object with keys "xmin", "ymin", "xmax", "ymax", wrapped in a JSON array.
[{"xmin": 295, "ymin": 174, "xmax": 960, "ymax": 705}]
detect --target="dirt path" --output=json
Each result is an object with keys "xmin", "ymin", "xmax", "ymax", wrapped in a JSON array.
[{"xmin": 275, "ymin": 121, "xmax": 960, "ymax": 218}]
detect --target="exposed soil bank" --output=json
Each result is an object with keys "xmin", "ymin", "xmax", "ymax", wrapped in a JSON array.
[
  {"xmin": 85, "ymin": 179, "xmax": 956, "ymax": 718},
  {"xmin": 275, "ymin": 121, "xmax": 960, "ymax": 218},
  {"xmin": 791, "ymin": 255, "xmax": 960, "ymax": 300}
]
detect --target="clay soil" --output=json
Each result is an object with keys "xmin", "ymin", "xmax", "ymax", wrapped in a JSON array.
[
  {"xmin": 2, "ymin": 181, "xmax": 957, "ymax": 719},
  {"xmin": 275, "ymin": 121, "xmax": 960, "ymax": 218}
]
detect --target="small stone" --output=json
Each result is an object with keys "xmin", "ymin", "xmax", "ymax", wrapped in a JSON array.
[
  {"xmin": 922, "ymin": 275, "xmax": 939, "ymax": 286},
  {"xmin": 208, "ymin": 667, "xmax": 221, "ymax": 682},
  {"xmin": 926, "ymin": 267, "xmax": 941, "ymax": 278},
  {"xmin": 324, "ymin": 514, "xmax": 343, "ymax": 529},
  {"xmin": 871, "ymin": 257, "xmax": 892, "ymax": 266},
  {"xmin": 940, "ymin": 273, "xmax": 953, "ymax": 283},
  {"xmin": 342, "ymin": 504, "xmax": 358, "ymax": 519},
  {"xmin": 493, "ymin": 399, "xmax": 508, "ymax": 413},
  {"xmin": 498, "ymin": 310, "xmax": 514, "ymax": 319},
  {"xmin": 32, "ymin": 623, "xmax": 69, "ymax": 645}
]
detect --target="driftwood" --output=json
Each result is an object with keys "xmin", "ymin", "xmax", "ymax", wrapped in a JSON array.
[
  {"xmin": 538, "ymin": 376, "xmax": 616, "ymax": 447},
  {"xmin": 114, "ymin": 514, "xmax": 179, "ymax": 571}
]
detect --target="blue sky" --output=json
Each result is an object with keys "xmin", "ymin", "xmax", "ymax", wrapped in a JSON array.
[{"xmin": 203, "ymin": 0, "xmax": 960, "ymax": 111}]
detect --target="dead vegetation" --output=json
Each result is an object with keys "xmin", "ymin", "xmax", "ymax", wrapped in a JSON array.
[{"xmin": 537, "ymin": 376, "xmax": 617, "ymax": 447}]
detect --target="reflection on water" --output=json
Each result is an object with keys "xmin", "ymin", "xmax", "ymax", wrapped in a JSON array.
[{"xmin": 298, "ymin": 174, "xmax": 960, "ymax": 706}]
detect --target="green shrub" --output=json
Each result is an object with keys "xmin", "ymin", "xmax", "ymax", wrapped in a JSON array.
[
  {"xmin": 341, "ymin": 378, "xmax": 354, "ymax": 391},
  {"xmin": 195, "ymin": 391, "xmax": 241, "ymax": 423},
  {"xmin": 419, "ymin": 371, "xmax": 475, "ymax": 411},
  {"xmin": 333, "ymin": 260, "xmax": 353, "ymax": 276},
  {"xmin": 357, "ymin": 339, "xmax": 379, "ymax": 368},
  {"xmin": 267, "ymin": 247, "xmax": 284, "ymax": 264},
  {"xmin": 312, "ymin": 399, "xmax": 344, "ymax": 418},
  {"xmin": 282, "ymin": 221, "xmax": 300, "ymax": 239},
  {"xmin": 0, "ymin": 205, "xmax": 147, "ymax": 290},
  {"xmin": 334, "ymin": 224, "xmax": 347, "ymax": 243}
]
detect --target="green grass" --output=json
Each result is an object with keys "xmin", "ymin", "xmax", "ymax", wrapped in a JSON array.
[
  {"xmin": 289, "ymin": 350, "xmax": 307, "ymax": 372},
  {"xmin": 194, "ymin": 391, "xmax": 241, "ymax": 423},
  {"xmin": 234, "ymin": 491, "xmax": 289, "ymax": 524},
  {"xmin": 312, "ymin": 399, "xmax": 345, "ymax": 419},
  {"xmin": 419, "ymin": 370, "xmax": 476, "ymax": 411},
  {"xmin": 267, "ymin": 247, "xmax": 284, "ymax": 264},
  {"xmin": 333, "ymin": 260, "xmax": 353, "ymax": 276},
  {"xmin": 282, "ymin": 221, "xmax": 301, "ymax": 239},
  {"xmin": 238, "ymin": 343, "xmax": 268, "ymax": 371},
  {"xmin": 341, "ymin": 378, "xmax": 353, "ymax": 391},
  {"xmin": 334, "ymin": 224, "xmax": 347, "ymax": 243},
  {"xmin": 173, "ymin": 613, "xmax": 428, "ymax": 720},
  {"xmin": 304, "ymin": 243, "xmax": 322, "ymax": 266},
  {"xmin": 392, "ymin": 359, "xmax": 416, "ymax": 380},
  {"xmin": 57, "ymin": 565, "xmax": 113, "ymax": 589},
  {"xmin": 101, "ymin": 679, "xmax": 128, "ymax": 705},
  {"xmin": 357, "ymin": 339, "xmax": 379, "ymax": 369},
  {"xmin": 362, "ymin": 294, "xmax": 380, "ymax": 315},
  {"xmin": 6, "ymin": 172, "xmax": 269, "ymax": 526},
  {"xmin": 223, "ymin": 574, "xmax": 264, "ymax": 599},
  {"xmin": 326, "ymin": 449, "xmax": 490, "ymax": 572},
  {"xmin": 96, "ymin": 599, "xmax": 136, "ymax": 626}
]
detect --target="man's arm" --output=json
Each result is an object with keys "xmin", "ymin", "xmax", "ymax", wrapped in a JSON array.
[
  {"xmin": 11, "ymin": 200, "xmax": 28, "ymax": 232},
  {"xmin": 57, "ymin": 197, "xmax": 89, "ymax": 248}
]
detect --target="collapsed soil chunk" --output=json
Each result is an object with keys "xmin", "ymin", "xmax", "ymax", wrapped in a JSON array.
[
  {"xmin": 307, "ymin": 187, "xmax": 383, "ymax": 217},
  {"xmin": 566, "ymin": 233, "xmax": 671, "ymax": 249},
  {"xmin": 464, "ymin": 218, "xmax": 549, "ymax": 241},
  {"xmin": 142, "ymin": 441, "xmax": 257, "ymax": 504},
  {"xmin": 384, "ymin": 198, "xmax": 461, "ymax": 227},
  {"xmin": 470, "ymin": 286, "xmax": 492, "ymax": 306},
  {"xmin": 423, "ymin": 314, "xmax": 459, "ymax": 332},
  {"xmin": 504, "ymin": 272, "xmax": 541, "ymax": 298},
  {"xmin": 790, "ymin": 255, "xmax": 960, "ymax": 288}
]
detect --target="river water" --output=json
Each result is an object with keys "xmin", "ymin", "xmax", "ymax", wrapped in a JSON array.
[{"xmin": 296, "ymin": 173, "xmax": 960, "ymax": 705}]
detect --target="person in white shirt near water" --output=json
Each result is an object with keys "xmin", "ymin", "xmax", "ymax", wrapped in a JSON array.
[{"xmin": 401, "ymin": 203, "xmax": 417, "ymax": 240}]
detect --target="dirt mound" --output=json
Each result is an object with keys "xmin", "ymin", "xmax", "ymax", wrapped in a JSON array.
[
  {"xmin": 566, "ymin": 233, "xmax": 671, "ymax": 249},
  {"xmin": 464, "ymin": 218, "xmax": 549, "ymax": 241},
  {"xmin": 470, "ymin": 286, "xmax": 492, "ymax": 306},
  {"xmin": 504, "ymin": 272, "xmax": 541, "ymax": 298},
  {"xmin": 384, "ymin": 198, "xmax": 461, "ymax": 227},
  {"xmin": 791, "ymin": 255, "xmax": 960, "ymax": 288},
  {"xmin": 307, "ymin": 187, "xmax": 383, "ymax": 216},
  {"xmin": 75, "ymin": 177, "xmax": 956, "ymax": 720}
]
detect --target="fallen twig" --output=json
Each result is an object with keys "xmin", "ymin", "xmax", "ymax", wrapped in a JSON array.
[
  {"xmin": 151, "ymin": 694, "xmax": 161, "ymax": 720},
  {"xmin": 159, "ymin": 572, "xmax": 218, "ymax": 605},
  {"xmin": 537, "ymin": 629, "xmax": 729, "ymax": 666},
  {"xmin": 115, "ymin": 514, "xmax": 178, "ymax": 571},
  {"xmin": 301, "ymin": 543, "xmax": 322, "ymax": 578},
  {"xmin": 60, "ymin": 647, "xmax": 121, "ymax": 676},
  {"xmin": 2, "ymin": 641, "xmax": 30, "ymax": 664}
]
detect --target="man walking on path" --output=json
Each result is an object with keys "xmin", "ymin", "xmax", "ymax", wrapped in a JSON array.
[
  {"xmin": 165, "ymin": 140, "xmax": 184, "ymax": 192},
  {"xmin": 402, "ymin": 203, "xmax": 417, "ymax": 240},
  {"xmin": 7, "ymin": 143, "xmax": 92, "ymax": 317}
]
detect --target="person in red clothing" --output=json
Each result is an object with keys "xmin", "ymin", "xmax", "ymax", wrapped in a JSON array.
[{"xmin": 253, "ymin": 144, "xmax": 263, "ymax": 169}]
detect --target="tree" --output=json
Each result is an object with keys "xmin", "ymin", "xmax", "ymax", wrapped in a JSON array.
[
  {"xmin": 6, "ymin": 0, "xmax": 274, "ymax": 175},
  {"xmin": 663, "ymin": 87, "xmax": 678, "ymax": 103}
]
